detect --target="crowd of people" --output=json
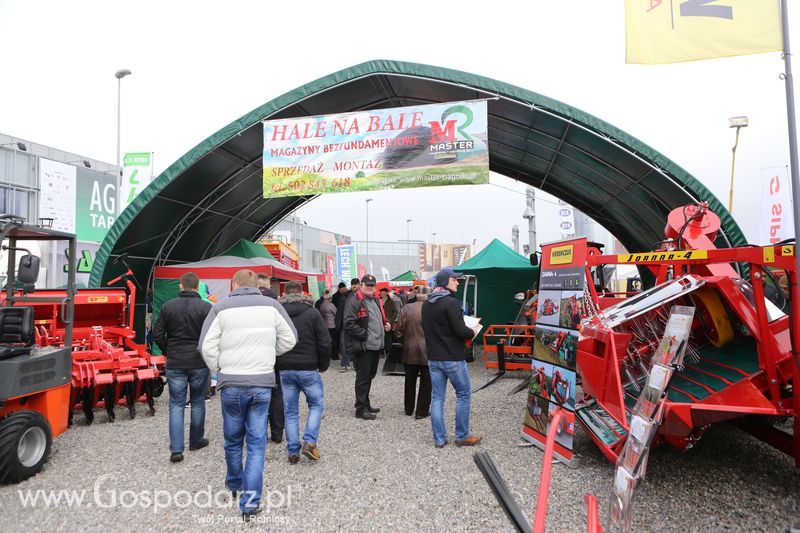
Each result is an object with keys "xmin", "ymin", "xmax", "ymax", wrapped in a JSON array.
[{"xmin": 152, "ymin": 267, "xmax": 481, "ymax": 520}]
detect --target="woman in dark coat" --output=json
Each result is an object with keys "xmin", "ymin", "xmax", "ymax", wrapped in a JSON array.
[{"xmin": 396, "ymin": 286, "xmax": 432, "ymax": 418}]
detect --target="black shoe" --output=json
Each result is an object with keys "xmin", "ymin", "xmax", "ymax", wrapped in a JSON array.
[
  {"xmin": 367, "ymin": 406, "xmax": 380, "ymax": 413},
  {"xmin": 415, "ymin": 413, "xmax": 430, "ymax": 420},
  {"xmin": 170, "ymin": 452, "xmax": 184, "ymax": 463},
  {"xmin": 405, "ymin": 411, "xmax": 414, "ymax": 416},
  {"xmin": 271, "ymin": 433, "xmax": 283, "ymax": 444},
  {"xmin": 189, "ymin": 438, "xmax": 209, "ymax": 451},
  {"xmin": 435, "ymin": 441, "xmax": 448, "ymax": 449},
  {"xmin": 242, "ymin": 506, "xmax": 262, "ymax": 522},
  {"xmin": 355, "ymin": 410, "xmax": 376, "ymax": 420}
]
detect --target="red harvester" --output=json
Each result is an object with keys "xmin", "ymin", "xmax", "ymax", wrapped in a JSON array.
[{"xmin": 569, "ymin": 202, "xmax": 799, "ymax": 467}]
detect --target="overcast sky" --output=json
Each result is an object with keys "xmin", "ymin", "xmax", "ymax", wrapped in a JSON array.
[{"xmin": 0, "ymin": 0, "xmax": 797, "ymax": 253}]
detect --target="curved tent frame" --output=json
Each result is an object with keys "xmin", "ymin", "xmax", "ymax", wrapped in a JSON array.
[{"xmin": 91, "ymin": 59, "xmax": 745, "ymax": 289}]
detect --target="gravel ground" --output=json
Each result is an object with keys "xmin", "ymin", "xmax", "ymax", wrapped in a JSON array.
[{"xmin": 0, "ymin": 358, "xmax": 798, "ymax": 532}]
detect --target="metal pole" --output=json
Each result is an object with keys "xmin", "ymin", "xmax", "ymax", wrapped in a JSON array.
[
  {"xmin": 781, "ymin": 0, "xmax": 800, "ymax": 291},
  {"xmin": 365, "ymin": 199, "xmax": 372, "ymax": 273},
  {"xmin": 728, "ymin": 125, "xmax": 742, "ymax": 213},
  {"xmin": 116, "ymin": 77, "xmax": 122, "ymax": 214},
  {"xmin": 780, "ymin": 0, "xmax": 800, "ymax": 460},
  {"xmin": 406, "ymin": 218, "xmax": 412, "ymax": 272}
]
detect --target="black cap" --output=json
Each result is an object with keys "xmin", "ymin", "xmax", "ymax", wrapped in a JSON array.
[
  {"xmin": 361, "ymin": 274, "xmax": 377, "ymax": 286},
  {"xmin": 351, "ymin": 278, "xmax": 361, "ymax": 285}
]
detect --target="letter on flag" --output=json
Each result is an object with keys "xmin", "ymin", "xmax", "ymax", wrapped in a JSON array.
[{"xmin": 625, "ymin": 0, "xmax": 782, "ymax": 64}]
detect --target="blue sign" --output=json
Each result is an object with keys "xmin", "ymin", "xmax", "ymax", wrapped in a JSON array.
[{"xmin": 336, "ymin": 245, "xmax": 357, "ymax": 286}]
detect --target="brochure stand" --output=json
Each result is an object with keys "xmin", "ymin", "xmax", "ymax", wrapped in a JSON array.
[{"xmin": 609, "ymin": 305, "xmax": 694, "ymax": 531}]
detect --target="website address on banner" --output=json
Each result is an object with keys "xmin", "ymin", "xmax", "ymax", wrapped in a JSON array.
[
  {"xmin": 15, "ymin": 475, "xmax": 300, "ymax": 515},
  {"xmin": 379, "ymin": 172, "xmax": 479, "ymax": 185}
]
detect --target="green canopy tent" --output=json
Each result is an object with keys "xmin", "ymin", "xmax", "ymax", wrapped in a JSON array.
[
  {"xmin": 456, "ymin": 239, "xmax": 538, "ymax": 341},
  {"xmin": 220, "ymin": 239, "xmax": 273, "ymax": 259},
  {"xmin": 391, "ymin": 270, "xmax": 417, "ymax": 282}
]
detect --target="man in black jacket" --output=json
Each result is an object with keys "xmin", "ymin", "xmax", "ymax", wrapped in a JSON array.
[
  {"xmin": 343, "ymin": 274, "xmax": 390, "ymax": 420},
  {"xmin": 257, "ymin": 272, "xmax": 284, "ymax": 443},
  {"xmin": 277, "ymin": 281, "xmax": 331, "ymax": 463},
  {"xmin": 334, "ymin": 278, "xmax": 361, "ymax": 372},
  {"xmin": 422, "ymin": 267, "xmax": 482, "ymax": 448},
  {"xmin": 152, "ymin": 272, "xmax": 213, "ymax": 463}
]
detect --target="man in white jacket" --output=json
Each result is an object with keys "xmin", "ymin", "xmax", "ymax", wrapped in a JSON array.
[{"xmin": 199, "ymin": 269, "xmax": 297, "ymax": 521}]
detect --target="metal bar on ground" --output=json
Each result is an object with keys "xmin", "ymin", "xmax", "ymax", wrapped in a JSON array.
[{"xmin": 473, "ymin": 451, "xmax": 532, "ymax": 533}]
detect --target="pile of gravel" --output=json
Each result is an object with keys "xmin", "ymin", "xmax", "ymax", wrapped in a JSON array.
[{"xmin": 0, "ymin": 357, "xmax": 798, "ymax": 531}]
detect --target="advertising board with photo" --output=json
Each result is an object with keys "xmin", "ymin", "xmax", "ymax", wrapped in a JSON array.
[{"xmin": 522, "ymin": 238, "xmax": 589, "ymax": 465}]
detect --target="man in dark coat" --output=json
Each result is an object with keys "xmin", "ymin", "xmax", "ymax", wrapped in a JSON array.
[
  {"xmin": 152, "ymin": 272, "xmax": 213, "ymax": 462},
  {"xmin": 334, "ymin": 278, "xmax": 361, "ymax": 372},
  {"xmin": 277, "ymin": 282, "xmax": 331, "ymax": 463},
  {"xmin": 257, "ymin": 272, "xmax": 284, "ymax": 442},
  {"xmin": 422, "ymin": 267, "xmax": 482, "ymax": 448},
  {"xmin": 342, "ymin": 274, "xmax": 390, "ymax": 420}
]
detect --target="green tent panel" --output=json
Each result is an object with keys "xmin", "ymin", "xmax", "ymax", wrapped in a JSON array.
[
  {"xmin": 151, "ymin": 278, "xmax": 181, "ymax": 355},
  {"xmin": 392, "ymin": 270, "xmax": 417, "ymax": 282},
  {"xmin": 456, "ymin": 239, "xmax": 538, "ymax": 343},
  {"xmin": 221, "ymin": 239, "xmax": 272, "ymax": 259}
]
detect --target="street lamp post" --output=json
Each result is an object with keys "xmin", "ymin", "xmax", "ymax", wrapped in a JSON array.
[
  {"xmin": 115, "ymin": 69, "xmax": 132, "ymax": 216},
  {"xmin": 728, "ymin": 116, "xmax": 748, "ymax": 213},
  {"xmin": 365, "ymin": 198, "xmax": 373, "ymax": 273},
  {"xmin": 406, "ymin": 218, "xmax": 413, "ymax": 271},
  {"xmin": 432, "ymin": 232, "xmax": 437, "ymax": 244}
]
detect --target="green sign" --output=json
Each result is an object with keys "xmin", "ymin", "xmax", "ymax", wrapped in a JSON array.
[{"xmin": 75, "ymin": 168, "xmax": 116, "ymax": 243}]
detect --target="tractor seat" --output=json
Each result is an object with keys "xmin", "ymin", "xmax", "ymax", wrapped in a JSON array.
[{"xmin": 0, "ymin": 306, "xmax": 35, "ymax": 360}]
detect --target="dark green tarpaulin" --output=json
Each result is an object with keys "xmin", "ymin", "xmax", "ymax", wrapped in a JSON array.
[
  {"xmin": 456, "ymin": 239, "xmax": 539, "ymax": 341},
  {"xmin": 90, "ymin": 59, "xmax": 746, "ymax": 338}
]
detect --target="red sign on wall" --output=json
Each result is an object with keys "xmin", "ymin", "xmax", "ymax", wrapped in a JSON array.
[{"xmin": 325, "ymin": 255, "xmax": 335, "ymax": 289}]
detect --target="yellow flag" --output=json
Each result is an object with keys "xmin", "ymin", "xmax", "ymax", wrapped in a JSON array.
[{"xmin": 625, "ymin": 0, "xmax": 782, "ymax": 64}]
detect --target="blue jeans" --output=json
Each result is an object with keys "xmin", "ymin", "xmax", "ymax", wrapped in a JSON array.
[
  {"xmin": 339, "ymin": 333, "xmax": 351, "ymax": 368},
  {"xmin": 220, "ymin": 386, "xmax": 272, "ymax": 512},
  {"xmin": 429, "ymin": 360, "xmax": 472, "ymax": 445},
  {"xmin": 166, "ymin": 367, "xmax": 209, "ymax": 453},
  {"xmin": 280, "ymin": 370, "xmax": 324, "ymax": 456}
]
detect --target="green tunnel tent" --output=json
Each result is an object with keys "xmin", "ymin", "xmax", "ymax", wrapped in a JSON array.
[
  {"xmin": 456, "ymin": 238, "xmax": 538, "ymax": 341},
  {"xmin": 90, "ymin": 60, "xmax": 747, "ymax": 341}
]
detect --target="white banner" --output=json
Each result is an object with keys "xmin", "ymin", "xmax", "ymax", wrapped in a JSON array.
[
  {"xmin": 557, "ymin": 200, "xmax": 575, "ymax": 237},
  {"xmin": 120, "ymin": 152, "xmax": 152, "ymax": 211},
  {"xmin": 760, "ymin": 166, "xmax": 794, "ymax": 245},
  {"xmin": 39, "ymin": 158, "xmax": 77, "ymax": 233}
]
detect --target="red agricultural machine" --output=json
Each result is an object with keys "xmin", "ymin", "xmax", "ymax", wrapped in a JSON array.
[
  {"xmin": 0, "ymin": 216, "xmax": 165, "ymax": 483},
  {"xmin": 476, "ymin": 202, "xmax": 799, "ymax": 532},
  {"xmin": 573, "ymin": 202, "xmax": 799, "ymax": 469}
]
